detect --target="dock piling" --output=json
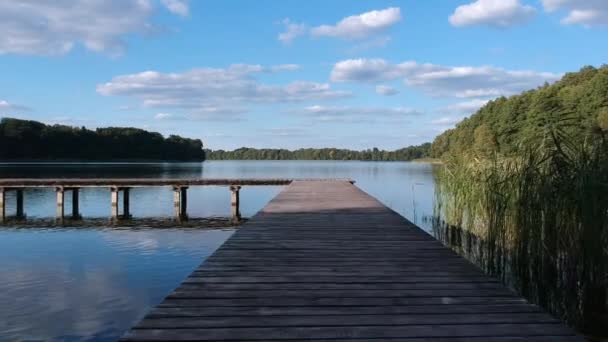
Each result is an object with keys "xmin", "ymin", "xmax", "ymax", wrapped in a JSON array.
[
  {"xmin": 111, "ymin": 187, "xmax": 119, "ymax": 221},
  {"xmin": 56, "ymin": 187, "xmax": 65, "ymax": 223},
  {"xmin": 0, "ymin": 188, "xmax": 5, "ymax": 222},
  {"xmin": 173, "ymin": 186, "xmax": 188, "ymax": 222},
  {"xmin": 230, "ymin": 185, "xmax": 241, "ymax": 224},
  {"xmin": 72, "ymin": 188, "xmax": 80, "ymax": 219},
  {"xmin": 123, "ymin": 188, "xmax": 131, "ymax": 219},
  {"xmin": 15, "ymin": 189, "xmax": 24, "ymax": 219}
]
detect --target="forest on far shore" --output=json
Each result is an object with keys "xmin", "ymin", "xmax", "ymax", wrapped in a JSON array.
[
  {"xmin": 205, "ymin": 144, "xmax": 431, "ymax": 161},
  {"xmin": 0, "ymin": 118, "xmax": 206, "ymax": 161}
]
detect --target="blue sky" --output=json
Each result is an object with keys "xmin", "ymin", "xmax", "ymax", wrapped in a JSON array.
[{"xmin": 0, "ymin": 0, "xmax": 607, "ymax": 150}]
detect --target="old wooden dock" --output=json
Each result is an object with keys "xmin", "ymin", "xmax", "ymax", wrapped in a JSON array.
[{"xmin": 122, "ymin": 180, "xmax": 581, "ymax": 341}]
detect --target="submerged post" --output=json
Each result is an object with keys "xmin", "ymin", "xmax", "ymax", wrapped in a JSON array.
[
  {"xmin": 71, "ymin": 188, "xmax": 80, "ymax": 219},
  {"xmin": 56, "ymin": 187, "xmax": 65, "ymax": 223},
  {"xmin": 0, "ymin": 188, "xmax": 5, "ymax": 223},
  {"xmin": 15, "ymin": 189, "xmax": 24, "ymax": 219},
  {"xmin": 111, "ymin": 187, "xmax": 119, "ymax": 221},
  {"xmin": 173, "ymin": 186, "xmax": 188, "ymax": 222},
  {"xmin": 230, "ymin": 185, "xmax": 241, "ymax": 224}
]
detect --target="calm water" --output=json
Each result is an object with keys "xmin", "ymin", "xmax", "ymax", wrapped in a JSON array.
[{"xmin": 0, "ymin": 161, "xmax": 436, "ymax": 341}]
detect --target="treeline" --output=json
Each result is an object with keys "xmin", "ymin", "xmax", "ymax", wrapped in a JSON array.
[
  {"xmin": 206, "ymin": 144, "xmax": 431, "ymax": 161},
  {"xmin": 431, "ymin": 65, "xmax": 608, "ymax": 159},
  {"xmin": 0, "ymin": 118, "xmax": 206, "ymax": 161}
]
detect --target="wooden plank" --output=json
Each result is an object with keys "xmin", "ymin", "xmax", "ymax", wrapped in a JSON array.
[
  {"xmin": 147, "ymin": 304, "xmax": 544, "ymax": 317},
  {"xmin": 122, "ymin": 324, "xmax": 577, "ymax": 341},
  {"xmin": 122, "ymin": 180, "xmax": 581, "ymax": 341}
]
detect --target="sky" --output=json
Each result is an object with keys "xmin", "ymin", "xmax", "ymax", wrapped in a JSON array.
[{"xmin": 0, "ymin": 0, "xmax": 607, "ymax": 150}]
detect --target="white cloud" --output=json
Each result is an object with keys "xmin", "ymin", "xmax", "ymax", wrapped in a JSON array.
[
  {"xmin": 375, "ymin": 85, "xmax": 399, "ymax": 96},
  {"xmin": 161, "ymin": 0, "xmax": 189, "ymax": 16},
  {"xmin": 431, "ymin": 116, "xmax": 465, "ymax": 125},
  {"xmin": 278, "ymin": 19, "xmax": 308, "ymax": 44},
  {"xmin": 155, "ymin": 107, "xmax": 244, "ymax": 121},
  {"xmin": 279, "ymin": 8, "xmax": 401, "ymax": 43},
  {"xmin": 449, "ymin": 0, "xmax": 536, "ymax": 27},
  {"xmin": 0, "ymin": 0, "xmax": 186, "ymax": 56},
  {"xmin": 311, "ymin": 7, "xmax": 402, "ymax": 40},
  {"xmin": 542, "ymin": 0, "xmax": 608, "ymax": 26},
  {"xmin": 443, "ymin": 99, "xmax": 489, "ymax": 114},
  {"xmin": 294, "ymin": 105, "xmax": 421, "ymax": 123},
  {"xmin": 331, "ymin": 58, "xmax": 561, "ymax": 98},
  {"xmin": 0, "ymin": 100, "xmax": 30, "ymax": 113},
  {"xmin": 331, "ymin": 59, "xmax": 418, "ymax": 83},
  {"xmin": 97, "ymin": 64, "xmax": 350, "ymax": 116}
]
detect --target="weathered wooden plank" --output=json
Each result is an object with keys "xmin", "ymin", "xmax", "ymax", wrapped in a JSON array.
[
  {"xmin": 122, "ymin": 180, "xmax": 581, "ymax": 341},
  {"xmin": 147, "ymin": 304, "xmax": 544, "ymax": 317},
  {"xmin": 176, "ymin": 282, "xmax": 505, "ymax": 291},
  {"xmin": 157, "ymin": 297, "xmax": 529, "ymax": 307},
  {"xmin": 122, "ymin": 323, "xmax": 577, "ymax": 341},
  {"xmin": 136, "ymin": 313, "xmax": 559, "ymax": 329}
]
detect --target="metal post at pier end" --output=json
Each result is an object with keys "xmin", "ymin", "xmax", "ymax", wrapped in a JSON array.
[
  {"xmin": 111, "ymin": 187, "xmax": 119, "ymax": 221},
  {"xmin": 0, "ymin": 188, "xmax": 5, "ymax": 223},
  {"xmin": 15, "ymin": 189, "xmax": 24, "ymax": 219},
  {"xmin": 173, "ymin": 186, "xmax": 188, "ymax": 223},
  {"xmin": 230, "ymin": 185, "xmax": 241, "ymax": 224},
  {"xmin": 56, "ymin": 187, "xmax": 65, "ymax": 224},
  {"xmin": 71, "ymin": 188, "xmax": 81, "ymax": 219}
]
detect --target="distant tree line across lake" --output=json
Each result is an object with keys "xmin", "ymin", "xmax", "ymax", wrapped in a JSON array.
[
  {"xmin": 0, "ymin": 118, "xmax": 206, "ymax": 161},
  {"xmin": 0, "ymin": 117, "xmax": 431, "ymax": 162},
  {"xmin": 206, "ymin": 144, "xmax": 431, "ymax": 161}
]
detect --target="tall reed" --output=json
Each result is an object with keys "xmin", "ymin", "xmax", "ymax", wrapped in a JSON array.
[{"xmin": 434, "ymin": 127, "xmax": 608, "ymax": 337}]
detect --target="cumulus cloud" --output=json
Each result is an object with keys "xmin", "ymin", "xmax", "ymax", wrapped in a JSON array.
[
  {"xmin": 97, "ymin": 64, "xmax": 350, "ymax": 117},
  {"xmin": 278, "ymin": 7, "xmax": 401, "ymax": 43},
  {"xmin": 0, "ymin": 0, "xmax": 186, "ymax": 56},
  {"xmin": 449, "ymin": 0, "xmax": 536, "ymax": 27},
  {"xmin": 311, "ymin": 7, "xmax": 402, "ymax": 40},
  {"xmin": 375, "ymin": 85, "xmax": 399, "ymax": 96},
  {"xmin": 542, "ymin": 0, "xmax": 608, "ymax": 26},
  {"xmin": 161, "ymin": 0, "xmax": 189, "ymax": 16},
  {"xmin": 293, "ymin": 105, "xmax": 421, "ymax": 123},
  {"xmin": 331, "ymin": 58, "xmax": 561, "ymax": 98}
]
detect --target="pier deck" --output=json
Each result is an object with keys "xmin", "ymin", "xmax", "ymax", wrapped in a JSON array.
[{"xmin": 122, "ymin": 180, "xmax": 581, "ymax": 341}]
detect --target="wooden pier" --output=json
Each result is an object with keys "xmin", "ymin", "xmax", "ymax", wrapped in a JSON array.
[
  {"xmin": 122, "ymin": 180, "xmax": 581, "ymax": 341},
  {"xmin": 0, "ymin": 178, "xmax": 292, "ymax": 223}
]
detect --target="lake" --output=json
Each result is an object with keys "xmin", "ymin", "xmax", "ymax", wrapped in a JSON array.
[{"xmin": 0, "ymin": 161, "xmax": 437, "ymax": 341}]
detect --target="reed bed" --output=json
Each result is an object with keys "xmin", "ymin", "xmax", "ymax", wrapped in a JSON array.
[{"xmin": 433, "ymin": 128, "xmax": 608, "ymax": 337}]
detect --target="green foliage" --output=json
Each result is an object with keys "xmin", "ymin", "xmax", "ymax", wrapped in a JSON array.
[
  {"xmin": 434, "ymin": 131, "xmax": 608, "ymax": 336},
  {"xmin": 432, "ymin": 65, "xmax": 608, "ymax": 158},
  {"xmin": 0, "ymin": 118, "xmax": 205, "ymax": 161},
  {"xmin": 431, "ymin": 65, "xmax": 608, "ymax": 336},
  {"xmin": 206, "ymin": 144, "xmax": 431, "ymax": 161}
]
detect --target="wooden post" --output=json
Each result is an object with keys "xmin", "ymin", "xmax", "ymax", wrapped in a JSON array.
[
  {"xmin": 56, "ymin": 187, "xmax": 65, "ymax": 223},
  {"xmin": 71, "ymin": 188, "xmax": 80, "ymax": 219},
  {"xmin": 111, "ymin": 187, "xmax": 119, "ymax": 221},
  {"xmin": 173, "ymin": 186, "xmax": 188, "ymax": 222},
  {"xmin": 230, "ymin": 185, "xmax": 241, "ymax": 224},
  {"xmin": 0, "ymin": 188, "xmax": 5, "ymax": 223},
  {"xmin": 123, "ymin": 188, "xmax": 131, "ymax": 219},
  {"xmin": 15, "ymin": 189, "xmax": 24, "ymax": 219}
]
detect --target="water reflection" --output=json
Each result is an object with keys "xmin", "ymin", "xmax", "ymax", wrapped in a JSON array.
[{"xmin": 0, "ymin": 228, "xmax": 234, "ymax": 341}]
